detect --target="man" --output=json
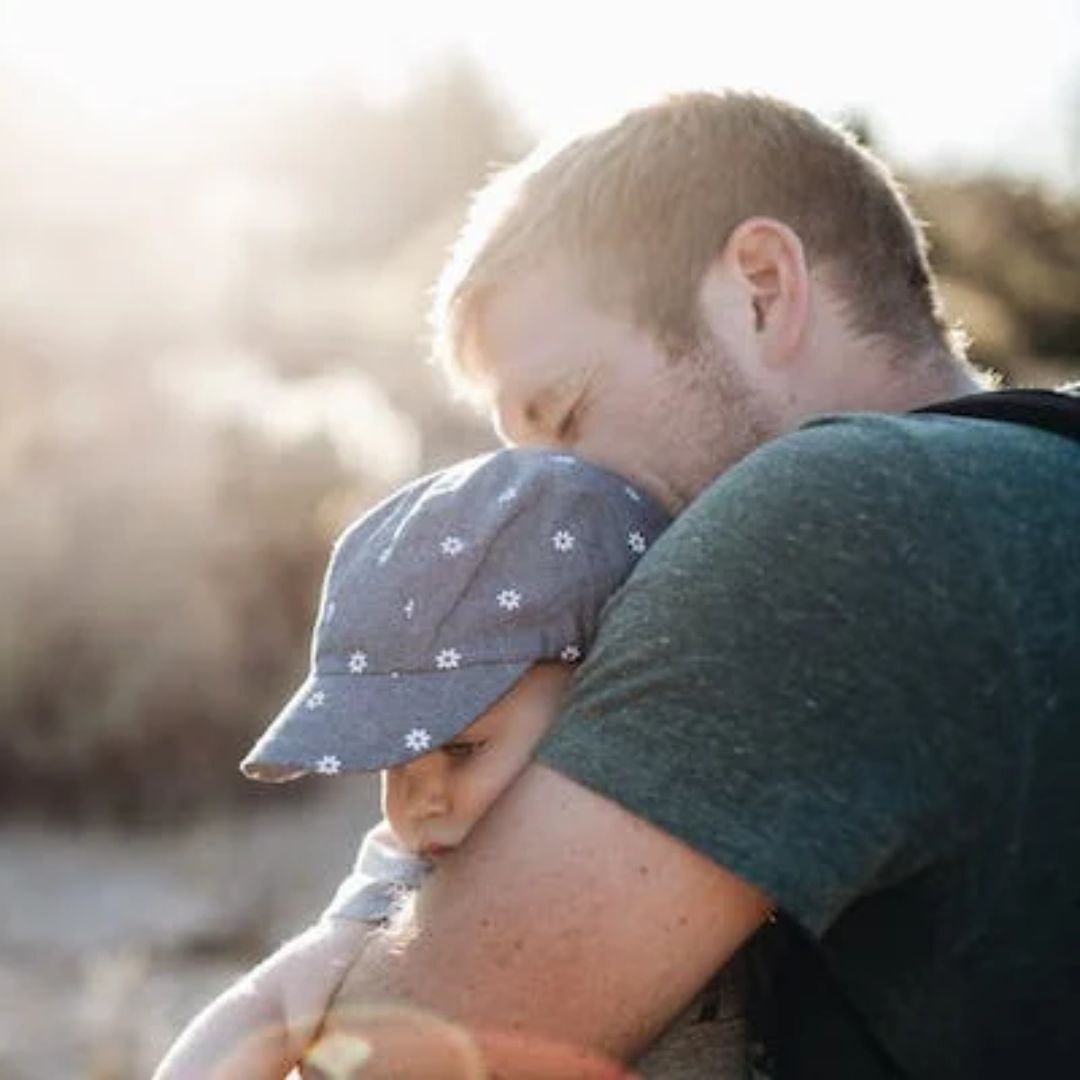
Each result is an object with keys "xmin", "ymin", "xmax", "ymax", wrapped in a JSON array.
[{"xmin": 318, "ymin": 91, "xmax": 1079, "ymax": 1077}]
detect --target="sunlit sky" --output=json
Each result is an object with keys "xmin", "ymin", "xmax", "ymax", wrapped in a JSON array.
[{"xmin": 2, "ymin": 0, "xmax": 1078, "ymax": 185}]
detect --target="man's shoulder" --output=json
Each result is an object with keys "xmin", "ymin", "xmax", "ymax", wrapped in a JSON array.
[
  {"xmin": 640, "ymin": 413, "xmax": 949, "ymax": 574},
  {"xmin": 678, "ymin": 406, "xmax": 1074, "ymax": 538},
  {"xmin": 769, "ymin": 404, "xmax": 1077, "ymax": 472},
  {"xmin": 620, "ymin": 405, "xmax": 1079, "ymax": 632},
  {"xmin": 732, "ymin": 405, "xmax": 1061, "ymax": 478},
  {"xmin": 694, "ymin": 411, "xmax": 937, "ymax": 514}
]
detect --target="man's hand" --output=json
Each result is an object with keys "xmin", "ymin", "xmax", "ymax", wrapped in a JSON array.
[{"xmin": 319, "ymin": 764, "xmax": 771, "ymax": 1063}]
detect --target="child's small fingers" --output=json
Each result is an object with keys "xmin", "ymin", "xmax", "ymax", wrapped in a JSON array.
[
  {"xmin": 302, "ymin": 1006, "xmax": 486, "ymax": 1080},
  {"xmin": 301, "ymin": 1032, "xmax": 373, "ymax": 1079}
]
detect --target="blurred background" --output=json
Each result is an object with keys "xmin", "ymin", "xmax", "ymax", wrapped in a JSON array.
[{"xmin": 1, "ymin": 0, "xmax": 1077, "ymax": 1075}]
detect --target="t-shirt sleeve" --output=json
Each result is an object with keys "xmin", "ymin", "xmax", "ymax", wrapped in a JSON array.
[{"xmin": 537, "ymin": 416, "xmax": 1011, "ymax": 935}]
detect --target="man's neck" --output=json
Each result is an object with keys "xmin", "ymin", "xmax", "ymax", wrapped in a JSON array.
[
  {"xmin": 785, "ymin": 346, "xmax": 986, "ymax": 432},
  {"xmin": 850, "ymin": 357, "xmax": 984, "ymax": 414}
]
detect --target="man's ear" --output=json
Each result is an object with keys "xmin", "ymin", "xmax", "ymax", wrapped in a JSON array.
[{"xmin": 719, "ymin": 217, "xmax": 809, "ymax": 368}]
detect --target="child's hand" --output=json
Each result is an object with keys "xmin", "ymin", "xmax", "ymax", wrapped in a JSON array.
[
  {"xmin": 323, "ymin": 819, "xmax": 432, "ymax": 924},
  {"xmin": 152, "ymin": 920, "xmax": 372, "ymax": 1080},
  {"xmin": 364, "ymin": 819, "xmax": 401, "ymax": 850},
  {"xmin": 275, "ymin": 920, "xmax": 375, "ymax": 1059}
]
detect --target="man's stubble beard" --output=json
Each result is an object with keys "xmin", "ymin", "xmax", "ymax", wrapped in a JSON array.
[{"xmin": 678, "ymin": 335, "xmax": 784, "ymax": 495}]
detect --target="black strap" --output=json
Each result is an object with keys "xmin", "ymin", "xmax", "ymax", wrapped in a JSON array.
[
  {"xmin": 913, "ymin": 385, "xmax": 1080, "ymax": 442},
  {"xmin": 745, "ymin": 914, "xmax": 908, "ymax": 1079}
]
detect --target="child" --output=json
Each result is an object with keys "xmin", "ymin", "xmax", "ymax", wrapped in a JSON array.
[{"xmin": 153, "ymin": 448, "xmax": 670, "ymax": 1079}]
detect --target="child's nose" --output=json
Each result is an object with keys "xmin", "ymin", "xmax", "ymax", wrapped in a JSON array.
[{"xmin": 403, "ymin": 757, "xmax": 450, "ymax": 818}]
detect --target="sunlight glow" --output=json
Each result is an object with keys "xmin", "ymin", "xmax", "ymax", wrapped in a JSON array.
[
  {"xmin": 1, "ymin": 0, "xmax": 1077, "ymax": 183},
  {"xmin": 159, "ymin": 350, "xmax": 420, "ymax": 484}
]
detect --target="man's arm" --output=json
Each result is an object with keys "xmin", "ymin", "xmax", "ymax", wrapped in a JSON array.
[{"xmin": 321, "ymin": 763, "xmax": 771, "ymax": 1062}]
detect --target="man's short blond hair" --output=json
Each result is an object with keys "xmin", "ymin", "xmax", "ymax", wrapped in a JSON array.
[{"xmin": 432, "ymin": 90, "xmax": 956, "ymax": 387}]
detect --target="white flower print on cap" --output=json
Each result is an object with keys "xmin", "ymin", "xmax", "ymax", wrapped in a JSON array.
[
  {"xmin": 404, "ymin": 728, "xmax": 432, "ymax": 753},
  {"xmin": 497, "ymin": 588, "xmax": 522, "ymax": 611},
  {"xmin": 552, "ymin": 530, "xmax": 575, "ymax": 553},
  {"xmin": 435, "ymin": 648, "xmax": 461, "ymax": 670}
]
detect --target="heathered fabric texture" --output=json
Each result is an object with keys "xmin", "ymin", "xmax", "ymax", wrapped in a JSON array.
[{"xmin": 539, "ymin": 412, "xmax": 1080, "ymax": 1079}]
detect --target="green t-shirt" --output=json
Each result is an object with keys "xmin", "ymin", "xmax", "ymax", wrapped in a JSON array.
[{"xmin": 539, "ymin": 412, "xmax": 1080, "ymax": 1079}]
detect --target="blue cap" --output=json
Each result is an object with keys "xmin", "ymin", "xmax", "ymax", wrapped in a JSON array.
[{"xmin": 241, "ymin": 449, "xmax": 669, "ymax": 780}]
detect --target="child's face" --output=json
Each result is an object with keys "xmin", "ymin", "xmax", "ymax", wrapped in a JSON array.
[{"xmin": 382, "ymin": 663, "xmax": 572, "ymax": 857}]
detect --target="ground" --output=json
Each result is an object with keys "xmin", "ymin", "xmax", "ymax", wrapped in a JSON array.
[{"xmin": 0, "ymin": 779, "xmax": 381, "ymax": 1079}]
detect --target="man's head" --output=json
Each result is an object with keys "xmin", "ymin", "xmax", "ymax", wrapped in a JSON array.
[{"xmin": 432, "ymin": 91, "xmax": 977, "ymax": 510}]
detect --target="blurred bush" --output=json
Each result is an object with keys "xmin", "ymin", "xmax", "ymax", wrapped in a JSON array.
[
  {"xmin": 1, "ymin": 66, "xmax": 1076, "ymax": 824},
  {"xmin": 0, "ymin": 60, "xmax": 508, "ymax": 824},
  {"xmin": 0, "ymin": 369, "xmax": 365, "ymax": 821},
  {"xmin": 913, "ymin": 176, "xmax": 1080, "ymax": 383}
]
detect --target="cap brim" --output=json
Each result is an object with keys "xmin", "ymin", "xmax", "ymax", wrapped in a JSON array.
[{"xmin": 240, "ymin": 660, "xmax": 533, "ymax": 781}]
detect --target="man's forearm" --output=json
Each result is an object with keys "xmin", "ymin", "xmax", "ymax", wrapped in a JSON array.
[{"xmin": 317, "ymin": 766, "xmax": 769, "ymax": 1062}]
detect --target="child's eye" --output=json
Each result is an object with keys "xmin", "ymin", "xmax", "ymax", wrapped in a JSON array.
[{"xmin": 443, "ymin": 739, "xmax": 487, "ymax": 760}]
